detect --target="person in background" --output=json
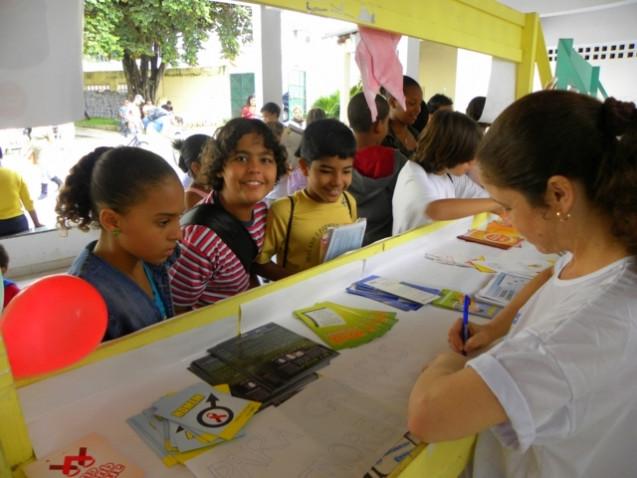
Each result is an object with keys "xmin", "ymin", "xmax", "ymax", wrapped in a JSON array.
[
  {"xmin": 56, "ymin": 147, "xmax": 184, "ymax": 340},
  {"xmin": 260, "ymin": 102, "xmax": 282, "ymax": 124},
  {"xmin": 170, "ymin": 118, "xmax": 287, "ymax": 310},
  {"xmin": 305, "ymin": 107, "xmax": 327, "ymax": 125},
  {"xmin": 241, "ymin": 95, "xmax": 257, "ymax": 119},
  {"xmin": 0, "ymin": 244, "xmax": 20, "ymax": 308},
  {"xmin": 347, "ymin": 92, "xmax": 407, "ymax": 245},
  {"xmin": 381, "ymin": 75, "xmax": 424, "ymax": 158},
  {"xmin": 426, "ymin": 93, "xmax": 453, "ymax": 117},
  {"xmin": 466, "ymin": 95, "xmax": 490, "ymax": 133},
  {"xmin": 392, "ymin": 110, "xmax": 500, "ymax": 234},
  {"xmin": 254, "ymin": 119, "xmax": 358, "ymax": 280},
  {"xmin": 175, "ymin": 134, "xmax": 212, "ymax": 210},
  {"xmin": 0, "ymin": 162, "xmax": 43, "ymax": 237},
  {"xmin": 408, "ymin": 90, "xmax": 637, "ymax": 478},
  {"xmin": 411, "ymin": 100, "xmax": 429, "ymax": 135}
]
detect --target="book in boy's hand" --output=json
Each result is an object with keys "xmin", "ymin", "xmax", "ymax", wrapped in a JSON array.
[
  {"xmin": 23, "ymin": 433, "xmax": 144, "ymax": 477},
  {"xmin": 321, "ymin": 218, "xmax": 367, "ymax": 262},
  {"xmin": 457, "ymin": 220, "xmax": 524, "ymax": 249}
]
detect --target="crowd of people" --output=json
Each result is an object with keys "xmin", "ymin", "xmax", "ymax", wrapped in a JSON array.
[{"xmin": 2, "ymin": 84, "xmax": 636, "ymax": 477}]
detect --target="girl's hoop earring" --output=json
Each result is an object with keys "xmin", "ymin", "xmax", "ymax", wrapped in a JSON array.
[{"xmin": 112, "ymin": 227, "xmax": 121, "ymax": 238}]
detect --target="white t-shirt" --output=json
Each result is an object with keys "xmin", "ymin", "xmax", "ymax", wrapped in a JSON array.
[
  {"xmin": 468, "ymin": 253, "xmax": 637, "ymax": 478},
  {"xmin": 391, "ymin": 160, "xmax": 487, "ymax": 234}
]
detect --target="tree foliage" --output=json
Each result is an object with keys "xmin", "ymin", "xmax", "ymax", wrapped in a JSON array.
[{"xmin": 84, "ymin": 0, "xmax": 252, "ymax": 103}]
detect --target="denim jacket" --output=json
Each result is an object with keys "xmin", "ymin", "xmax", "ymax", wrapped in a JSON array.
[{"xmin": 68, "ymin": 241, "xmax": 175, "ymax": 341}]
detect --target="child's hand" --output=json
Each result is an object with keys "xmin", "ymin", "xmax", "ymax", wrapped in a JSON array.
[{"xmin": 448, "ymin": 318, "xmax": 497, "ymax": 355}]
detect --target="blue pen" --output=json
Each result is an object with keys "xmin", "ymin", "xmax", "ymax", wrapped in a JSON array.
[{"xmin": 461, "ymin": 294, "xmax": 471, "ymax": 354}]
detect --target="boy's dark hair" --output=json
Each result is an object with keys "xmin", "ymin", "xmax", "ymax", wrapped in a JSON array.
[
  {"xmin": 347, "ymin": 92, "xmax": 390, "ymax": 133},
  {"xmin": 174, "ymin": 134, "xmax": 210, "ymax": 174},
  {"xmin": 466, "ymin": 96, "xmax": 486, "ymax": 122},
  {"xmin": 299, "ymin": 119, "xmax": 356, "ymax": 163},
  {"xmin": 260, "ymin": 102, "xmax": 281, "ymax": 118},
  {"xmin": 306, "ymin": 108, "xmax": 327, "ymax": 125},
  {"xmin": 56, "ymin": 147, "xmax": 179, "ymax": 231},
  {"xmin": 203, "ymin": 118, "xmax": 287, "ymax": 192},
  {"xmin": 413, "ymin": 110, "xmax": 481, "ymax": 174},
  {"xmin": 427, "ymin": 94, "xmax": 453, "ymax": 114},
  {"xmin": 0, "ymin": 244, "xmax": 8, "ymax": 270},
  {"xmin": 479, "ymin": 90, "xmax": 637, "ymax": 254}
]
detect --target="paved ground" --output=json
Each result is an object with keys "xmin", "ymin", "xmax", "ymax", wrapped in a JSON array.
[{"xmin": 1, "ymin": 127, "xmax": 205, "ymax": 228}]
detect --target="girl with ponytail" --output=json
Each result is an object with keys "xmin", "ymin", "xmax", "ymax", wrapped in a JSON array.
[
  {"xmin": 408, "ymin": 90, "xmax": 637, "ymax": 477},
  {"xmin": 56, "ymin": 146, "xmax": 185, "ymax": 340}
]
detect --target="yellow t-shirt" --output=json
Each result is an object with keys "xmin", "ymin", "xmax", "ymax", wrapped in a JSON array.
[
  {"xmin": 0, "ymin": 167, "xmax": 34, "ymax": 220},
  {"xmin": 256, "ymin": 189, "xmax": 357, "ymax": 274}
]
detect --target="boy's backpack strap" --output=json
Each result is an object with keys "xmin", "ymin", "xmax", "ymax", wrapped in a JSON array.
[
  {"xmin": 282, "ymin": 195, "xmax": 295, "ymax": 268},
  {"xmin": 343, "ymin": 192, "xmax": 353, "ymax": 219},
  {"xmin": 180, "ymin": 202, "xmax": 258, "ymax": 274}
]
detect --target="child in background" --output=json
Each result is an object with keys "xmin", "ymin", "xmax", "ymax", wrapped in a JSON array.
[
  {"xmin": 408, "ymin": 90, "xmax": 637, "ymax": 478},
  {"xmin": 392, "ymin": 110, "xmax": 500, "ymax": 234},
  {"xmin": 56, "ymin": 147, "xmax": 184, "ymax": 340},
  {"xmin": 254, "ymin": 119, "xmax": 358, "ymax": 280},
  {"xmin": 347, "ymin": 92, "xmax": 407, "ymax": 245},
  {"xmin": 381, "ymin": 75, "xmax": 424, "ymax": 158},
  {"xmin": 260, "ymin": 102, "xmax": 281, "ymax": 124},
  {"xmin": 0, "ymin": 244, "xmax": 20, "ymax": 308},
  {"xmin": 175, "ymin": 134, "xmax": 212, "ymax": 209},
  {"xmin": 0, "ymin": 162, "xmax": 43, "ymax": 237},
  {"xmin": 170, "ymin": 118, "xmax": 287, "ymax": 310}
]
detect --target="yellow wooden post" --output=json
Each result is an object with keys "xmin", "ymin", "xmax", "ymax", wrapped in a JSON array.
[
  {"xmin": 516, "ymin": 12, "xmax": 539, "ymax": 98},
  {"xmin": 0, "ymin": 337, "xmax": 33, "ymax": 476}
]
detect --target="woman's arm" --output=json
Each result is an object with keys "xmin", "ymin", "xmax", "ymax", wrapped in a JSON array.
[
  {"xmin": 407, "ymin": 352, "xmax": 508, "ymax": 443},
  {"xmin": 451, "ymin": 266, "xmax": 554, "ymax": 354}
]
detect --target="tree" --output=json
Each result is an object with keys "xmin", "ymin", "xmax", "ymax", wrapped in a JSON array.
[{"xmin": 84, "ymin": 0, "xmax": 252, "ymax": 103}]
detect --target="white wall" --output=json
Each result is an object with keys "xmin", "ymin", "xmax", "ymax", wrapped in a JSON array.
[{"xmin": 540, "ymin": 3, "xmax": 637, "ymax": 102}]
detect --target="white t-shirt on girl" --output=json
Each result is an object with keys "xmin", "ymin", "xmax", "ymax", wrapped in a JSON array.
[
  {"xmin": 468, "ymin": 253, "xmax": 637, "ymax": 478},
  {"xmin": 391, "ymin": 160, "xmax": 487, "ymax": 235}
]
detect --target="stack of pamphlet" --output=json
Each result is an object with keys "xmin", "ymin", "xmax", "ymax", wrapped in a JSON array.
[
  {"xmin": 127, "ymin": 383, "xmax": 259, "ymax": 466},
  {"xmin": 346, "ymin": 275, "xmax": 440, "ymax": 311},
  {"xmin": 321, "ymin": 218, "xmax": 367, "ymax": 262},
  {"xmin": 189, "ymin": 322, "xmax": 338, "ymax": 408},
  {"xmin": 293, "ymin": 301, "xmax": 398, "ymax": 350},
  {"xmin": 431, "ymin": 289, "xmax": 502, "ymax": 319},
  {"xmin": 457, "ymin": 220, "xmax": 524, "ymax": 249},
  {"xmin": 475, "ymin": 271, "xmax": 531, "ymax": 306}
]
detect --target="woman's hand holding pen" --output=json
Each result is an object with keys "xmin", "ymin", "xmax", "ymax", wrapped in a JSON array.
[{"xmin": 448, "ymin": 318, "xmax": 498, "ymax": 355}]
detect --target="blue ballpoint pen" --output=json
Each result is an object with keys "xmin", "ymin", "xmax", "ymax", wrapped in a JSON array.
[{"xmin": 461, "ymin": 294, "xmax": 471, "ymax": 355}]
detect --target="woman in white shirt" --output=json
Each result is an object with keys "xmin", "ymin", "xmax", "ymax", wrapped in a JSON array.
[
  {"xmin": 392, "ymin": 110, "xmax": 501, "ymax": 234},
  {"xmin": 407, "ymin": 90, "xmax": 637, "ymax": 478}
]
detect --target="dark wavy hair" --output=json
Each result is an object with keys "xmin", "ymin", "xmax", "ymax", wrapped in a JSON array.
[
  {"xmin": 202, "ymin": 118, "xmax": 287, "ymax": 192},
  {"xmin": 56, "ymin": 147, "xmax": 179, "ymax": 231},
  {"xmin": 412, "ymin": 110, "xmax": 481, "ymax": 173},
  {"xmin": 478, "ymin": 90, "xmax": 637, "ymax": 254}
]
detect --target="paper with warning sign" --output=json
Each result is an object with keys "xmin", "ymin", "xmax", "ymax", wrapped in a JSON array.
[
  {"xmin": 153, "ymin": 382, "xmax": 260, "ymax": 441},
  {"xmin": 23, "ymin": 433, "xmax": 144, "ymax": 477}
]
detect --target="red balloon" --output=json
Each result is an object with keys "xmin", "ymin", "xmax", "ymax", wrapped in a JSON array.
[{"xmin": 0, "ymin": 274, "xmax": 107, "ymax": 378}]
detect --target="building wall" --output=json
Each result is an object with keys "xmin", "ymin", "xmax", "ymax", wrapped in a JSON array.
[{"xmin": 540, "ymin": 3, "xmax": 637, "ymax": 102}]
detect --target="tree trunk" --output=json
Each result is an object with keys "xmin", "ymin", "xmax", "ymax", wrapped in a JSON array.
[{"xmin": 122, "ymin": 48, "xmax": 166, "ymax": 105}]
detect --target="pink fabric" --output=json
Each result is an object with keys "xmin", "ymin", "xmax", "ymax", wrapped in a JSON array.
[{"xmin": 355, "ymin": 26, "xmax": 406, "ymax": 121}]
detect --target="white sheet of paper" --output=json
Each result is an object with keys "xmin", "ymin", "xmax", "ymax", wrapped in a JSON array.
[
  {"xmin": 366, "ymin": 277, "xmax": 439, "ymax": 304},
  {"xmin": 185, "ymin": 377, "xmax": 406, "ymax": 478},
  {"xmin": 304, "ymin": 308, "xmax": 347, "ymax": 327}
]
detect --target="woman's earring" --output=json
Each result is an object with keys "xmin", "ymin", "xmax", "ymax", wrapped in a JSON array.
[{"xmin": 555, "ymin": 211, "xmax": 571, "ymax": 222}]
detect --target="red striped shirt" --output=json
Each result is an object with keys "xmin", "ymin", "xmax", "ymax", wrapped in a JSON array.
[{"xmin": 169, "ymin": 196, "xmax": 267, "ymax": 308}]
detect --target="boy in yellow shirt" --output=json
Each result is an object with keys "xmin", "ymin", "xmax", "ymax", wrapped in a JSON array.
[{"xmin": 255, "ymin": 119, "xmax": 357, "ymax": 280}]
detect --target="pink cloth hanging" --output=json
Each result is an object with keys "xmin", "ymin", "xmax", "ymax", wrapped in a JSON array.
[{"xmin": 355, "ymin": 26, "xmax": 406, "ymax": 121}]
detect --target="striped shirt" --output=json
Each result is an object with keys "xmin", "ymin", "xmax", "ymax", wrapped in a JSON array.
[{"xmin": 169, "ymin": 194, "xmax": 267, "ymax": 308}]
